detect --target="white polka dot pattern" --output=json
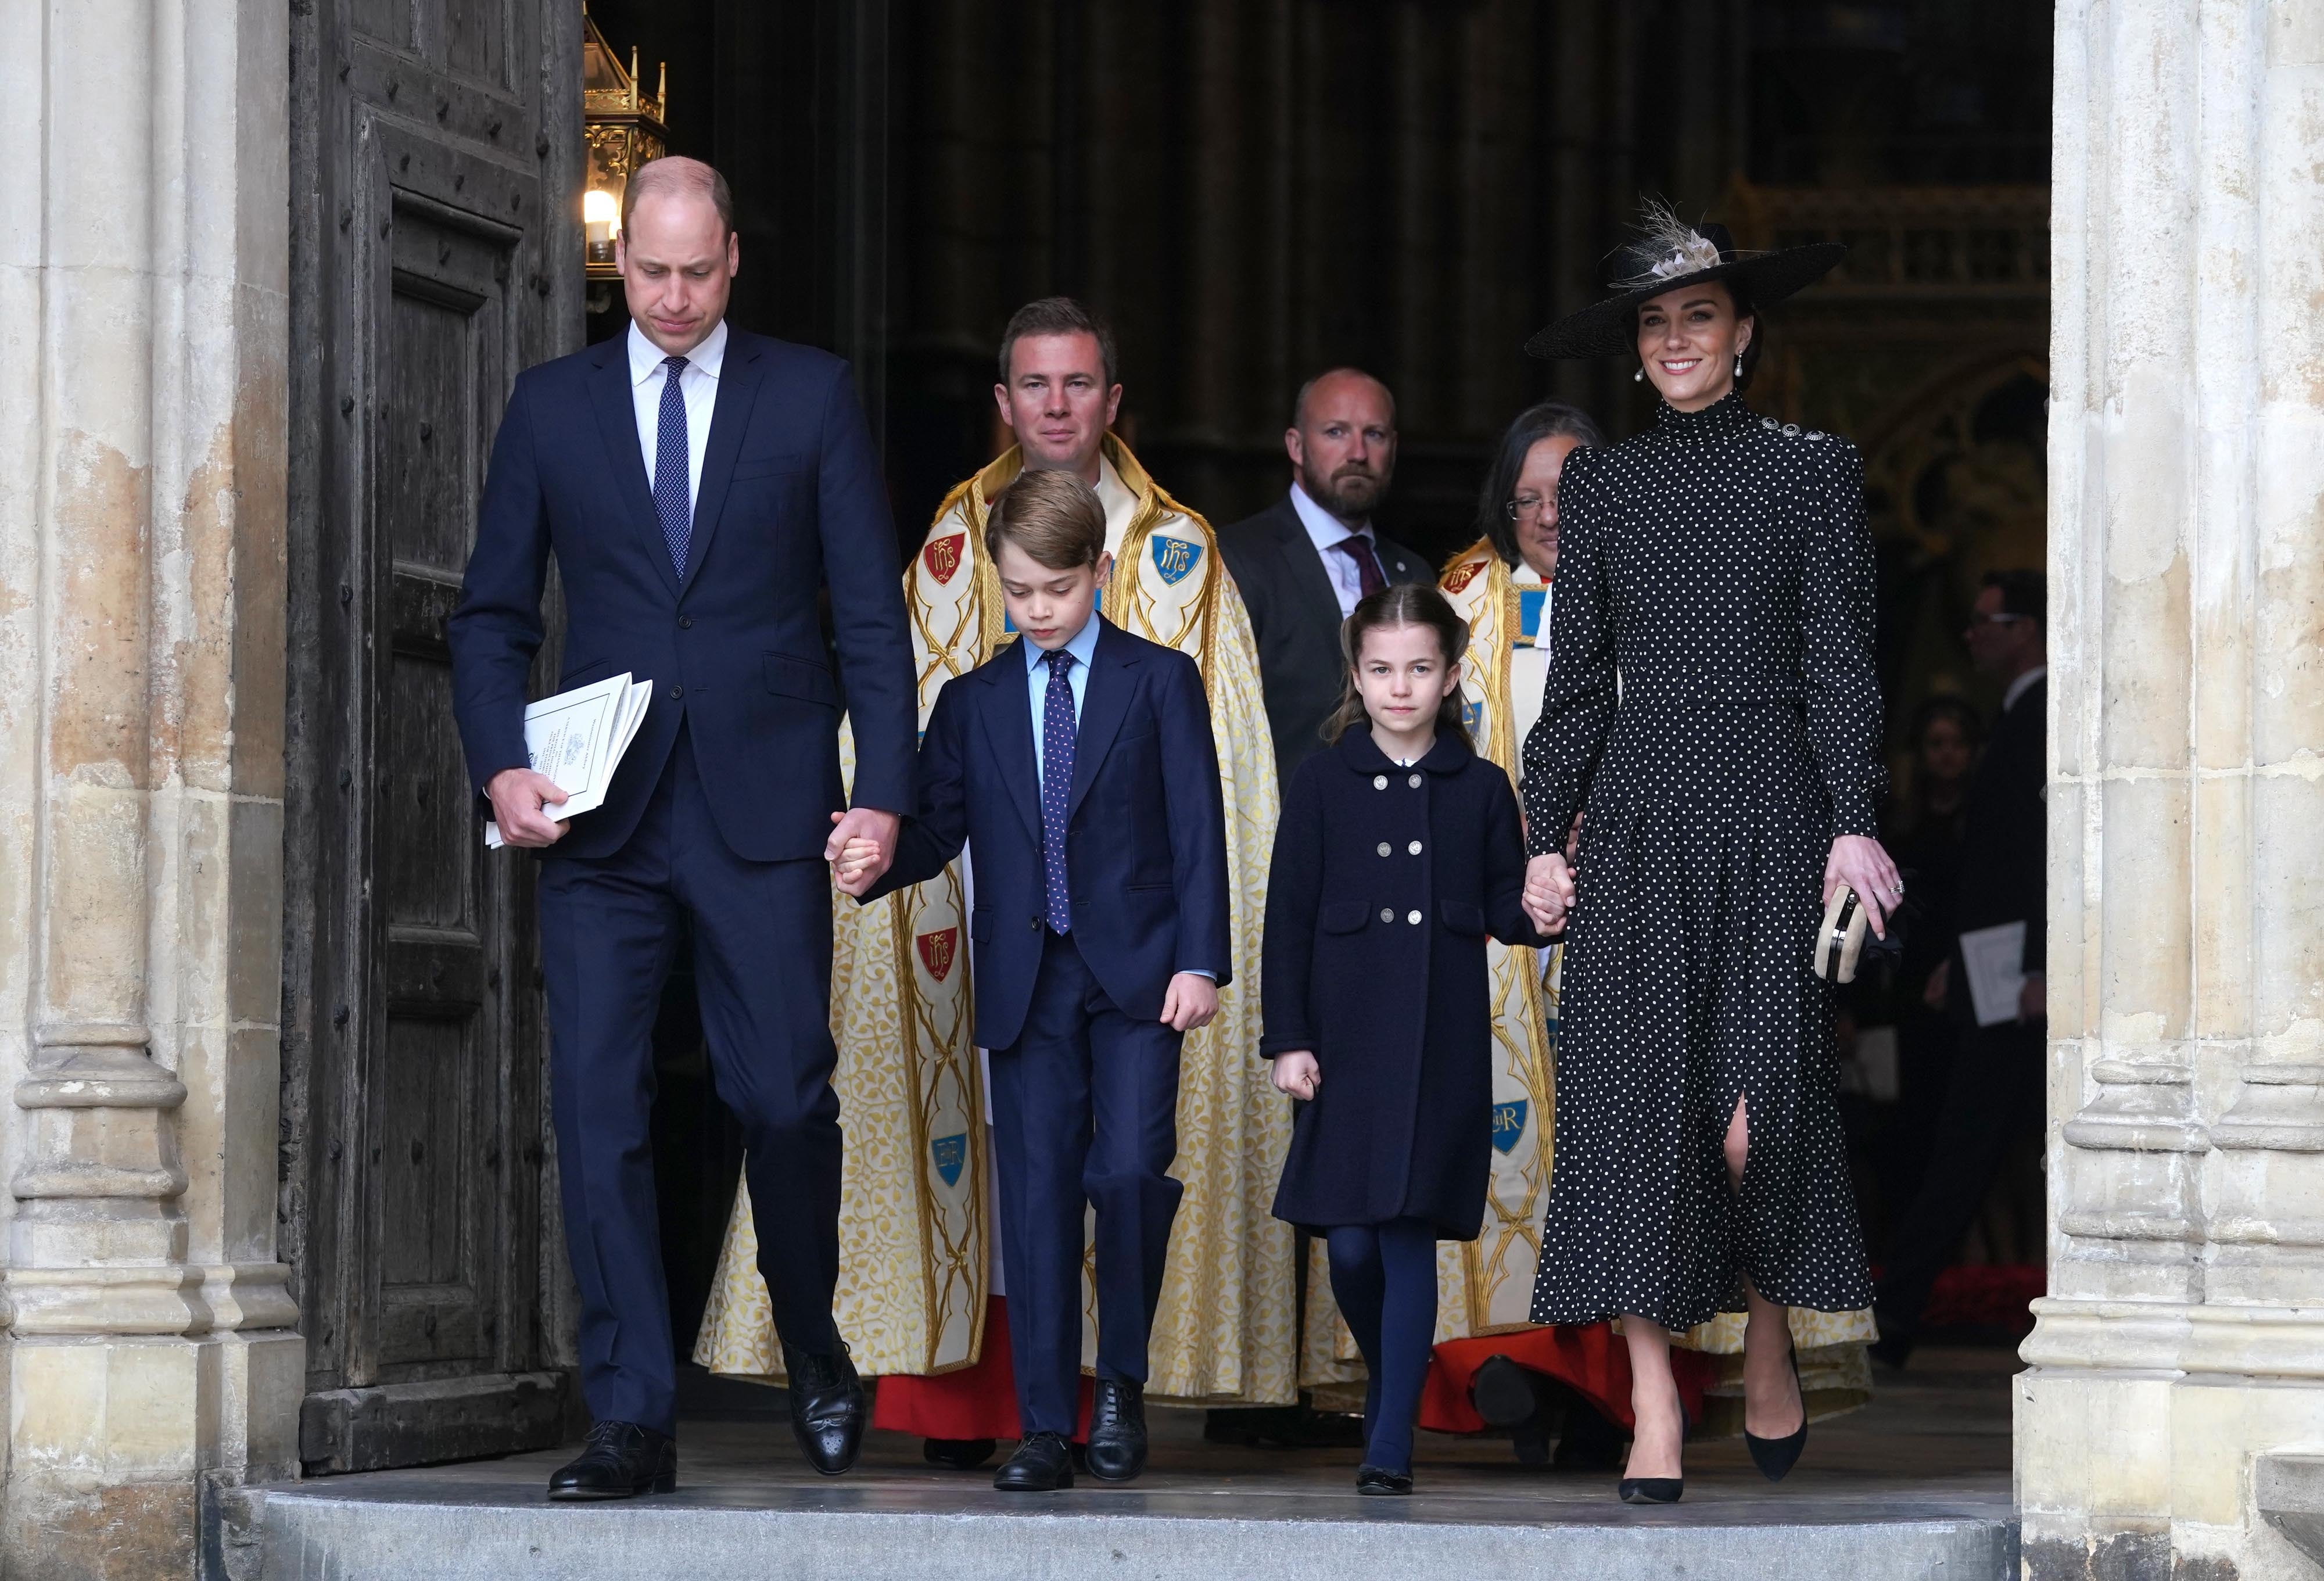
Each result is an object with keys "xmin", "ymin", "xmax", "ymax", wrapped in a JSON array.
[{"xmin": 1519, "ymin": 392, "xmax": 1880, "ymax": 1331}]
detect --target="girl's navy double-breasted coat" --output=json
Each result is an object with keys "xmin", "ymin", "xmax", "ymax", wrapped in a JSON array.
[{"xmin": 1262, "ymin": 729, "xmax": 1543, "ymax": 1238}]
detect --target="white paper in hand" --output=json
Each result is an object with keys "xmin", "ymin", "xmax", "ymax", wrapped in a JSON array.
[
  {"xmin": 1959, "ymin": 920, "xmax": 2029, "ymax": 1028},
  {"xmin": 484, "ymin": 673, "xmax": 654, "ymax": 848}
]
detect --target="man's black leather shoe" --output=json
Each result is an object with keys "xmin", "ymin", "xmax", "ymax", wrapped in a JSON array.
[
  {"xmin": 923, "ymin": 1436, "xmax": 997, "ymax": 1471},
  {"xmin": 1085, "ymin": 1377, "xmax": 1148, "ymax": 1482},
  {"xmin": 546, "ymin": 1421, "xmax": 676, "ymax": 1501},
  {"xmin": 993, "ymin": 1431, "xmax": 1076, "ymax": 1491},
  {"xmin": 784, "ymin": 1342, "xmax": 866, "ymax": 1476}
]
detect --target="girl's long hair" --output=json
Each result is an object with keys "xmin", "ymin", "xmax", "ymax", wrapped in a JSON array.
[{"xmin": 1322, "ymin": 583, "xmax": 1473, "ymax": 749}]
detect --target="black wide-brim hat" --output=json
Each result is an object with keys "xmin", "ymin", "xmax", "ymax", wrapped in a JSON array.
[{"xmin": 1525, "ymin": 208, "xmax": 1846, "ymax": 361}]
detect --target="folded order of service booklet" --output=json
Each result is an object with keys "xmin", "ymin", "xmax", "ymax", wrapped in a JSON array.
[{"xmin": 483, "ymin": 672, "xmax": 654, "ymax": 848}]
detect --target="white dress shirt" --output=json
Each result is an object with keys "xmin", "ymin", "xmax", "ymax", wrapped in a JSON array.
[
  {"xmin": 1289, "ymin": 483, "xmax": 1398, "ymax": 618},
  {"xmin": 627, "ymin": 317, "xmax": 728, "ymax": 510},
  {"xmin": 2003, "ymin": 663, "xmax": 2047, "ymax": 715}
]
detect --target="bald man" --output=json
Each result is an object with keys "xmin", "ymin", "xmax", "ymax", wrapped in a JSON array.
[
  {"xmin": 1220, "ymin": 369, "xmax": 1432, "ymax": 787},
  {"xmin": 449, "ymin": 156, "xmax": 916, "ymax": 1497}
]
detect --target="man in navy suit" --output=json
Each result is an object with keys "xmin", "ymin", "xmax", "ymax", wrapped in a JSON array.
[
  {"xmin": 835, "ymin": 468, "xmax": 1231, "ymax": 1492},
  {"xmin": 447, "ymin": 157, "xmax": 917, "ymax": 1498}
]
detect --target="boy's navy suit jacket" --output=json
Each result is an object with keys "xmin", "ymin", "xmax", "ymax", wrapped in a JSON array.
[{"xmin": 869, "ymin": 616, "xmax": 1232, "ymax": 1050}]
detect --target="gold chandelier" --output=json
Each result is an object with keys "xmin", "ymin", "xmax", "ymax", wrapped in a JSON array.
[{"xmin": 582, "ymin": 6, "xmax": 668, "ymax": 281}]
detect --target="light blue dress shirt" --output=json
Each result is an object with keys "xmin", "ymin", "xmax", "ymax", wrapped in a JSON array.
[
  {"xmin": 1024, "ymin": 610, "xmax": 1102, "ymax": 788},
  {"xmin": 1021, "ymin": 611, "xmax": 1212, "ymax": 981}
]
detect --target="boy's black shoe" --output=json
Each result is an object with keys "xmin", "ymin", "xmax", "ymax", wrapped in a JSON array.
[
  {"xmin": 994, "ymin": 1431, "xmax": 1076, "ymax": 1491},
  {"xmin": 1355, "ymin": 1464, "xmax": 1414, "ymax": 1496},
  {"xmin": 922, "ymin": 1437, "xmax": 996, "ymax": 1471},
  {"xmin": 546, "ymin": 1421, "xmax": 676, "ymax": 1501},
  {"xmin": 783, "ymin": 1342, "xmax": 866, "ymax": 1476},
  {"xmin": 1086, "ymin": 1378, "xmax": 1147, "ymax": 1481}
]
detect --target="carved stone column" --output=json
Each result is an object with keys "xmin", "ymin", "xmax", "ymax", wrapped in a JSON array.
[
  {"xmin": 2024, "ymin": 4, "xmax": 2324, "ymax": 1578},
  {"xmin": 0, "ymin": 3, "xmax": 299, "ymax": 1576}
]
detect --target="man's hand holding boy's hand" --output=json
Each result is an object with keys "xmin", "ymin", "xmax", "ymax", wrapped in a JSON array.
[
  {"xmin": 826, "ymin": 808, "xmax": 900, "ymax": 896},
  {"xmin": 831, "ymin": 835, "xmax": 884, "ymax": 895},
  {"xmin": 1271, "ymin": 1052, "xmax": 1319, "ymax": 1100},
  {"xmin": 1160, "ymin": 971, "xmax": 1218, "ymax": 1032}
]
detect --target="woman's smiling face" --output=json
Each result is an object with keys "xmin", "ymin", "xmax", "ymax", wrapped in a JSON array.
[{"xmin": 1635, "ymin": 280, "xmax": 1753, "ymax": 412}]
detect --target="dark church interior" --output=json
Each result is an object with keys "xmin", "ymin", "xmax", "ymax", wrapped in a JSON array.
[{"xmin": 575, "ymin": 0, "xmax": 2055, "ymax": 1371}]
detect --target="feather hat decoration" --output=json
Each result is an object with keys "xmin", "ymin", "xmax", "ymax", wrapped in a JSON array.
[{"xmin": 1524, "ymin": 198, "xmax": 1847, "ymax": 361}]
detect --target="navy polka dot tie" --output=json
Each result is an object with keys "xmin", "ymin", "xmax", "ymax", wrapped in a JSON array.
[
  {"xmin": 1040, "ymin": 647, "xmax": 1077, "ymax": 933},
  {"xmin": 653, "ymin": 354, "xmax": 691, "ymax": 575}
]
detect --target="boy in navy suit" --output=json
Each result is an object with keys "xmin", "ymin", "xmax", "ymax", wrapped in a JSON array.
[{"xmin": 835, "ymin": 468, "xmax": 1232, "ymax": 1490}]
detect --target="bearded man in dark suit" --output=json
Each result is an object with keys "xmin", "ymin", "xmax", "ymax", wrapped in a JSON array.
[{"xmin": 1220, "ymin": 369, "xmax": 1432, "ymax": 789}]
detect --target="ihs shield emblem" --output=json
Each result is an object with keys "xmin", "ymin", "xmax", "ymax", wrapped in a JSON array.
[
  {"xmin": 930, "ymin": 1132, "xmax": 967, "ymax": 1188},
  {"xmin": 915, "ymin": 927, "xmax": 958, "ymax": 983},
  {"xmin": 1150, "ymin": 535, "xmax": 1203, "ymax": 586},
  {"xmin": 1443, "ymin": 560, "xmax": 1484, "ymax": 595},
  {"xmin": 1490, "ymin": 1098, "xmax": 1529, "ymax": 1156},
  {"xmin": 922, "ymin": 532, "xmax": 965, "ymax": 586}
]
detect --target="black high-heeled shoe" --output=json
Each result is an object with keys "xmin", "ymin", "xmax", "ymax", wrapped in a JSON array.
[
  {"xmin": 1617, "ymin": 1475, "xmax": 1683, "ymax": 1504},
  {"xmin": 1615, "ymin": 1390, "xmax": 1691, "ymax": 1504},
  {"xmin": 1744, "ymin": 1349, "xmax": 1809, "ymax": 1482}
]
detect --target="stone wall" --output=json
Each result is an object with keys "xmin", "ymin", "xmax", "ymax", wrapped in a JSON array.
[
  {"xmin": 2024, "ymin": 2, "xmax": 2324, "ymax": 1578},
  {"xmin": 0, "ymin": 2, "xmax": 300, "ymax": 1576}
]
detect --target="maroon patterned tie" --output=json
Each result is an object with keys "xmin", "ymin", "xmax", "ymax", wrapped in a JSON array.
[{"xmin": 1336, "ymin": 535, "xmax": 1388, "ymax": 599}]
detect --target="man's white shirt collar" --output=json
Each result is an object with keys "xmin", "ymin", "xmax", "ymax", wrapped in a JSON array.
[
  {"xmin": 1289, "ymin": 481, "xmax": 1372, "ymax": 553},
  {"xmin": 627, "ymin": 317, "xmax": 729, "ymax": 385},
  {"xmin": 2003, "ymin": 664, "xmax": 2047, "ymax": 714}
]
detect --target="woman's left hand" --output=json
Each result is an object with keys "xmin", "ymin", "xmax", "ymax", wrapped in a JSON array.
[{"xmin": 1825, "ymin": 834, "xmax": 1903, "ymax": 938}]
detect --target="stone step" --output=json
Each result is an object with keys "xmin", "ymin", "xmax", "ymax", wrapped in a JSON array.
[
  {"xmin": 259, "ymin": 1483, "xmax": 2017, "ymax": 1581},
  {"xmin": 255, "ymin": 1417, "xmax": 2019, "ymax": 1581}
]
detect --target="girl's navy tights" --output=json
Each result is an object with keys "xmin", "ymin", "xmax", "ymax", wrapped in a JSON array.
[{"xmin": 1325, "ymin": 1218, "xmax": 1439, "ymax": 1475}]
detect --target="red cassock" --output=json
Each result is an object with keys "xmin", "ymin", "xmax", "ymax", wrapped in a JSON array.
[{"xmin": 873, "ymin": 1300, "xmax": 1706, "ymax": 1441}]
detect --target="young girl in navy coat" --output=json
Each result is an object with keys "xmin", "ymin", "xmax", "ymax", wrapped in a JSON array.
[{"xmin": 1264, "ymin": 583, "xmax": 1544, "ymax": 1495}]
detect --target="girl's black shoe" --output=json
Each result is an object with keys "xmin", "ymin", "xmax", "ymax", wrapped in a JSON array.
[
  {"xmin": 1355, "ymin": 1464, "xmax": 1414, "ymax": 1495},
  {"xmin": 1744, "ymin": 1350, "xmax": 1809, "ymax": 1482},
  {"xmin": 1617, "ymin": 1476, "xmax": 1683, "ymax": 1504}
]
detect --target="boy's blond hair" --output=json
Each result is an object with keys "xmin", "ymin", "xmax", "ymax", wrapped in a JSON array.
[{"xmin": 984, "ymin": 468, "xmax": 1107, "ymax": 571}]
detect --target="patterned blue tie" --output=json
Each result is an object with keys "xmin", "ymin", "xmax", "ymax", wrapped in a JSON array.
[
  {"xmin": 653, "ymin": 354, "xmax": 691, "ymax": 575},
  {"xmin": 1040, "ymin": 648, "xmax": 1078, "ymax": 933}
]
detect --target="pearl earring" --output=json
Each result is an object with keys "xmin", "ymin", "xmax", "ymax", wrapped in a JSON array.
[
  {"xmin": 1634, "ymin": 368, "xmax": 1645, "ymax": 383},
  {"xmin": 1733, "ymin": 352, "xmax": 1744, "ymax": 379}
]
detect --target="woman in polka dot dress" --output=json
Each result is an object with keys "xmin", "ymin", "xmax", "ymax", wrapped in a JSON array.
[{"xmin": 1517, "ymin": 205, "xmax": 1902, "ymax": 1504}]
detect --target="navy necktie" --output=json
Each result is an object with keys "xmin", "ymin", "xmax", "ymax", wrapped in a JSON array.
[
  {"xmin": 1040, "ymin": 648, "xmax": 1078, "ymax": 933},
  {"xmin": 653, "ymin": 354, "xmax": 691, "ymax": 575},
  {"xmin": 1336, "ymin": 534, "xmax": 1388, "ymax": 600}
]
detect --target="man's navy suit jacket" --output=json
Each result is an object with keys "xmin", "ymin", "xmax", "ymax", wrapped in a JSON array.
[
  {"xmin": 868, "ymin": 618, "xmax": 1233, "ymax": 1051},
  {"xmin": 447, "ymin": 328, "xmax": 917, "ymax": 863}
]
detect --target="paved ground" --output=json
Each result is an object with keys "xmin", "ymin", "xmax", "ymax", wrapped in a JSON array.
[{"xmin": 257, "ymin": 1347, "xmax": 2018, "ymax": 1580}]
